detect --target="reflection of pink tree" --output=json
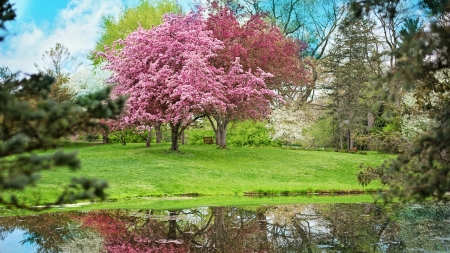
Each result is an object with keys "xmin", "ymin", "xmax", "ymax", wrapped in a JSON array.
[{"xmin": 76, "ymin": 211, "xmax": 188, "ymax": 253}]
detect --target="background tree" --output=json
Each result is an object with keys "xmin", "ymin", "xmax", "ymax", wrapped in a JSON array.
[
  {"xmin": 243, "ymin": 0, "xmax": 347, "ymax": 102},
  {"xmin": 68, "ymin": 63, "xmax": 111, "ymax": 98},
  {"xmin": 35, "ymin": 43, "xmax": 75, "ymax": 102},
  {"xmin": 92, "ymin": 0, "xmax": 180, "ymax": 64},
  {"xmin": 0, "ymin": 0, "xmax": 14, "ymax": 42},
  {"xmin": 240, "ymin": 0, "xmax": 347, "ymax": 144},
  {"xmin": 0, "ymin": 1, "xmax": 126, "ymax": 209},
  {"xmin": 354, "ymin": 0, "xmax": 450, "ymax": 202},
  {"xmin": 205, "ymin": 3, "xmax": 305, "ymax": 147},
  {"xmin": 0, "ymin": 66, "xmax": 17, "ymax": 82},
  {"xmin": 68, "ymin": 63, "xmax": 117, "ymax": 143},
  {"xmin": 323, "ymin": 14, "xmax": 381, "ymax": 150}
]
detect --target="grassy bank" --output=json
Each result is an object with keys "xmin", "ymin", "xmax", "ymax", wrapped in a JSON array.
[{"xmin": 8, "ymin": 142, "xmax": 395, "ymax": 209}]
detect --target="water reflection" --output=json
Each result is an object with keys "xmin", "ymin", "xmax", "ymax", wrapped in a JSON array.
[{"xmin": 0, "ymin": 203, "xmax": 449, "ymax": 252}]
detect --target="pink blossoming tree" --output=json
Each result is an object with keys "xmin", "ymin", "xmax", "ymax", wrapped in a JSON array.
[
  {"xmin": 101, "ymin": 12, "xmax": 226, "ymax": 151},
  {"xmin": 205, "ymin": 4, "xmax": 310, "ymax": 148},
  {"xmin": 101, "ymin": 10, "xmax": 282, "ymax": 150}
]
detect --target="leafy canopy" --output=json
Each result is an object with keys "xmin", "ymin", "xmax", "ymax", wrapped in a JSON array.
[
  {"xmin": 92, "ymin": 0, "xmax": 181, "ymax": 64},
  {"xmin": 353, "ymin": 0, "xmax": 450, "ymax": 202}
]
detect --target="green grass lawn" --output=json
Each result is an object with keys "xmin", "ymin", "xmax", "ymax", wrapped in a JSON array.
[{"xmin": 9, "ymin": 142, "xmax": 395, "ymax": 210}]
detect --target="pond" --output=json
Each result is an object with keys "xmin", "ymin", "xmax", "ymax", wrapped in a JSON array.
[{"xmin": 0, "ymin": 202, "xmax": 449, "ymax": 252}]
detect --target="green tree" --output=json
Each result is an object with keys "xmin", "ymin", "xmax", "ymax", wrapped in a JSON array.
[
  {"xmin": 0, "ymin": 1, "xmax": 126, "ymax": 209},
  {"xmin": 323, "ymin": 14, "xmax": 381, "ymax": 150},
  {"xmin": 92, "ymin": 0, "xmax": 181, "ymax": 64},
  {"xmin": 0, "ymin": 66, "xmax": 17, "ymax": 82},
  {"xmin": 0, "ymin": 0, "xmax": 14, "ymax": 42},
  {"xmin": 355, "ymin": 0, "xmax": 450, "ymax": 202}
]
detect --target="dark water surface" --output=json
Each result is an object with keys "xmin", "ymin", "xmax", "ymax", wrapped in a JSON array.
[{"xmin": 0, "ymin": 203, "xmax": 449, "ymax": 252}]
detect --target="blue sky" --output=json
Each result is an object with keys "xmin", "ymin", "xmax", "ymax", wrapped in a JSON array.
[{"xmin": 1, "ymin": 0, "xmax": 196, "ymax": 74}]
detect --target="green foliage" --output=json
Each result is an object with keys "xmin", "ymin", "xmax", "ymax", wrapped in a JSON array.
[
  {"xmin": 0, "ymin": 71, "xmax": 126, "ymax": 209},
  {"xmin": 359, "ymin": 108, "xmax": 450, "ymax": 202},
  {"xmin": 92, "ymin": 0, "xmax": 180, "ymax": 63},
  {"xmin": 185, "ymin": 125, "xmax": 215, "ymax": 145},
  {"xmin": 0, "ymin": 66, "xmax": 17, "ymax": 81},
  {"xmin": 226, "ymin": 121, "xmax": 281, "ymax": 147},
  {"xmin": 186, "ymin": 120, "xmax": 281, "ymax": 147},
  {"xmin": 323, "ymin": 14, "xmax": 381, "ymax": 150},
  {"xmin": 304, "ymin": 115, "xmax": 335, "ymax": 148},
  {"xmin": 108, "ymin": 129, "xmax": 148, "ymax": 145},
  {"xmin": 0, "ymin": 0, "xmax": 15, "ymax": 42},
  {"xmin": 354, "ymin": 0, "xmax": 450, "ymax": 202},
  {"xmin": 367, "ymin": 132, "xmax": 409, "ymax": 154}
]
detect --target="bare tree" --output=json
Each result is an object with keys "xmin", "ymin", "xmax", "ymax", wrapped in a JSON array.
[
  {"xmin": 242, "ymin": 0, "xmax": 347, "ymax": 103},
  {"xmin": 35, "ymin": 43, "xmax": 75, "ymax": 102}
]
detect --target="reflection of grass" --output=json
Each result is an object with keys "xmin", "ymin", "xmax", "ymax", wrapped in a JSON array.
[
  {"xmin": 0, "ymin": 195, "xmax": 377, "ymax": 216},
  {"xmin": 13, "ymin": 143, "xmax": 395, "ymax": 208}
]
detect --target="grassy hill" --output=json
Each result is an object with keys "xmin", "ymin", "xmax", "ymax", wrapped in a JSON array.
[{"xmin": 8, "ymin": 142, "xmax": 395, "ymax": 210}]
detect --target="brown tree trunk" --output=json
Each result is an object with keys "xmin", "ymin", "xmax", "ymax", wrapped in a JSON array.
[
  {"xmin": 347, "ymin": 128, "xmax": 352, "ymax": 150},
  {"xmin": 208, "ymin": 115, "xmax": 229, "ymax": 149},
  {"xmin": 210, "ymin": 116, "xmax": 229, "ymax": 149},
  {"xmin": 146, "ymin": 128, "xmax": 152, "ymax": 148},
  {"xmin": 213, "ymin": 207, "xmax": 226, "ymax": 251},
  {"xmin": 155, "ymin": 123, "xmax": 162, "ymax": 143},
  {"xmin": 168, "ymin": 211, "xmax": 177, "ymax": 239},
  {"xmin": 102, "ymin": 134, "xmax": 109, "ymax": 143},
  {"xmin": 180, "ymin": 129, "xmax": 185, "ymax": 145},
  {"xmin": 169, "ymin": 123, "xmax": 182, "ymax": 151},
  {"xmin": 216, "ymin": 121, "xmax": 228, "ymax": 149}
]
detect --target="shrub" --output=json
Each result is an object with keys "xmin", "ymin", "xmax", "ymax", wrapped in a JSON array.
[
  {"xmin": 185, "ymin": 127, "xmax": 215, "ymax": 145},
  {"xmin": 109, "ymin": 129, "xmax": 147, "ymax": 145},
  {"xmin": 185, "ymin": 120, "xmax": 282, "ymax": 147},
  {"xmin": 227, "ymin": 121, "xmax": 281, "ymax": 147},
  {"xmin": 367, "ymin": 132, "xmax": 410, "ymax": 154}
]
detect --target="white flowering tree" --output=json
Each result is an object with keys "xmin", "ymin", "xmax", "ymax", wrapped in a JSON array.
[
  {"xmin": 69, "ymin": 63, "xmax": 112, "ymax": 98},
  {"xmin": 267, "ymin": 105, "xmax": 312, "ymax": 145},
  {"xmin": 401, "ymin": 93, "xmax": 436, "ymax": 141}
]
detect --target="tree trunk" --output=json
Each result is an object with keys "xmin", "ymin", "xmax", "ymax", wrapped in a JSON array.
[
  {"xmin": 213, "ymin": 207, "xmax": 226, "ymax": 251},
  {"xmin": 367, "ymin": 112, "xmax": 375, "ymax": 130},
  {"xmin": 155, "ymin": 123, "xmax": 162, "ymax": 143},
  {"xmin": 216, "ymin": 121, "xmax": 228, "ymax": 149},
  {"xmin": 180, "ymin": 129, "xmax": 185, "ymax": 145},
  {"xmin": 102, "ymin": 134, "xmax": 109, "ymax": 143},
  {"xmin": 170, "ymin": 123, "xmax": 180, "ymax": 151},
  {"xmin": 256, "ymin": 208, "xmax": 269, "ymax": 251},
  {"xmin": 347, "ymin": 128, "xmax": 354, "ymax": 150},
  {"xmin": 146, "ymin": 128, "xmax": 152, "ymax": 148},
  {"xmin": 207, "ymin": 115, "xmax": 229, "ymax": 149},
  {"xmin": 168, "ymin": 211, "xmax": 177, "ymax": 239}
]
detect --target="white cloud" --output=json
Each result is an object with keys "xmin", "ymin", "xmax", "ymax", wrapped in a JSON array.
[{"xmin": 1, "ymin": 0, "xmax": 123, "ymax": 74}]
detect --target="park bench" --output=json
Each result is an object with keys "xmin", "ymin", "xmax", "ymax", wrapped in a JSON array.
[{"xmin": 203, "ymin": 136, "xmax": 214, "ymax": 145}]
